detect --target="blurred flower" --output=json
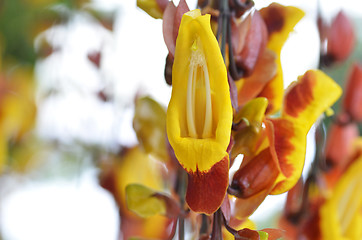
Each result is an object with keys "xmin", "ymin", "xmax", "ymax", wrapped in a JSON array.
[
  {"xmin": 137, "ymin": 0, "xmax": 169, "ymax": 19},
  {"xmin": 133, "ymin": 96, "xmax": 169, "ymax": 162},
  {"xmin": 0, "ymin": 66, "xmax": 37, "ymax": 173},
  {"xmin": 319, "ymin": 11, "xmax": 356, "ymax": 66},
  {"xmin": 343, "ymin": 63, "xmax": 362, "ymax": 121},
  {"xmin": 320, "ymin": 156, "xmax": 362, "ymax": 240},
  {"xmin": 99, "ymin": 146, "xmax": 176, "ymax": 239}
]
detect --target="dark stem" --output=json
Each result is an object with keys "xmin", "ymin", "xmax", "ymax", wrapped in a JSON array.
[
  {"xmin": 199, "ymin": 214, "xmax": 209, "ymax": 235},
  {"xmin": 219, "ymin": 0, "xmax": 230, "ymax": 59},
  {"xmin": 223, "ymin": 216, "xmax": 238, "ymax": 236},
  {"xmin": 227, "ymin": 18, "xmax": 245, "ymax": 80},
  {"xmin": 311, "ymin": 121, "xmax": 327, "ymax": 175},
  {"xmin": 210, "ymin": 208, "xmax": 223, "ymax": 240},
  {"xmin": 177, "ymin": 169, "xmax": 187, "ymax": 240}
]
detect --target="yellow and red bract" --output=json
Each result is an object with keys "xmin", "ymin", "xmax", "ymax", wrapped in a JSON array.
[{"xmin": 167, "ymin": 9, "xmax": 233, "ymax": 214}]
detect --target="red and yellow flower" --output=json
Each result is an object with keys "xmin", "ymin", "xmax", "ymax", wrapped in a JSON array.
[{"xmin": 167, "ymin": 9, "xmax": 233, "ymax": 214}]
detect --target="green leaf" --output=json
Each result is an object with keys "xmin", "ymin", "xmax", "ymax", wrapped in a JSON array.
[
  {"xmin": 133, "ymin": 96, "xmax": 168, "ymax": 162},
  {"xmin": 258, "ymin": 231, "xmax": 269, "ymax": 240},
  {"xmin": 125, "ymin": 184, "xmax": 166, "ymax": 218}
]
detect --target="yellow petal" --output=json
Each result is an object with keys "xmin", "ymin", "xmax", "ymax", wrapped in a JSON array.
[
  {"xmin": 1, "ymin": 67, "xmax": 36, "ymax": 141},
  {"xmin": 320, "ymin": 157, "xmax": 362, "ymax": 240},
  {"xmin": 258, "ymin": 3, "xmax": 305, "ymax": 114},
  {"xmin": 115, "ymin": 146, "xmax": 164, "ymax": 214},
  {"xmin": 114, "ymin": 146, "xmax": 172, "ymax": 239},
  {"xmin": 271, "ymin": 70, "xmax": 342, "ymax": 194},
  {"xmin": 167, "ymin": 9, "xmax": 232, "ymax": 172},
  {"xmin": 0, "ymin": 132, "xmax": 6, "ymax": 173},
  {"xmin": 235, "ymin": 97, "xmax": 268, "ymax": 124}
]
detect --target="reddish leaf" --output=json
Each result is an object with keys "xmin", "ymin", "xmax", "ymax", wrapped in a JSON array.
[
  {"xmin": 163, "ymin": 2, "xmax": 177, "ymax": 56},
  {"xmin": 231, "ymin": 14, "xmax": 251, "ymax": 57},
  {"xmin": 156, "ymin": 0, "xmax": 169, "ymax": 11},
  {"xmin": 234, "ymin": 10, "xmax": 268, "ymax": 77},
  {"xmin": 174, "ymin": 0, "xmax": 189, "ymax": 40},
  {"xmin": 162, "ymin": 0, "xmax": 189, "ymax": 57},
  {"xmin": 221, "ymin": 194, "xmax": 231, "ymax": 222}
]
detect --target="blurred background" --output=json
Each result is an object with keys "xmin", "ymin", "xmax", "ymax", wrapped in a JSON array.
[{"xmin": 0, "ymin": 0, "xmax": 361, "ymax": 239}]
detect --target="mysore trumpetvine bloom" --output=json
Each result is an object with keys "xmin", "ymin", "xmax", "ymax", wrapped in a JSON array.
[{"xmin": 166, "ymin": 9, "xmax": 232, "ymax": 214}]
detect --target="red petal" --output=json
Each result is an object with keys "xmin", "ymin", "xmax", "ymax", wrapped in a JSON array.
[
  {"xmin": 284, "ymin": 71, "xmax": 316, "ymax": 118},
  {"xmin": 327, "ymin": 11, "xmax": 355, "ymax": 62},
  {"xmin": 186, "ymin": 156, "xmax": 229, "ymax": 215},
  {"xmin": 235, "ymin": 228, "xmax": 259, "ymax": 240},
  {"xmin": 262, "ymin": 3, "xmax": 286, "ymax": 36},
  {"xmin": 343, "ymin": 63, "xmax": 362, "ymax": 121},
  {"xmin": 268, "ymin": 118, "xmax": 295, "ymax": 178},
  {"xmin": 231, "ymin": 148, "xmax": 279, "ymax": 198},
  {"xmin": 325, "ymin": 120, "xmax": 359, "ymax": 169},
  {"xmin": 237, "ymin": 49, "xmax": 277, "ymax": 106}
]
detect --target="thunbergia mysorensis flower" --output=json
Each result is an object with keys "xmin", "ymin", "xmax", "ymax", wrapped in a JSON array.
[
  {"xmin": 320, "ymin": 156, "xmax": 362, "ymax": 240},
  {"xmin": 257, "ymin": 3, "xmax": 305, "ymax": 114},
  {"xmin": 166, "ymin": 9, "xmax": 232, "ymax": 214}
]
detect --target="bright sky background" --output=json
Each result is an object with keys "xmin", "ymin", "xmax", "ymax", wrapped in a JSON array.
[{"xmin": 1, "ymin": 0, "xmax": 362, "ymax": 239}]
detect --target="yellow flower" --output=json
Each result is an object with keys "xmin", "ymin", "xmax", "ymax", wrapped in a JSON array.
[
  {"xmin": 257, "ymin": 3, "xmax": 305, "ymax": 114},
  {"xmin": 166, "ymin": 9, "xmax": 232, "ymax": 214},
  {"xmin": 320, "ymin": 156, "xmax": 362, "ymax": 240}
]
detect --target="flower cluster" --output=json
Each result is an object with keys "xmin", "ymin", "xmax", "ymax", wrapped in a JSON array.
[{"xmin": 98, "ymin": 0, "xmax": 348, "ymax": 239}]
